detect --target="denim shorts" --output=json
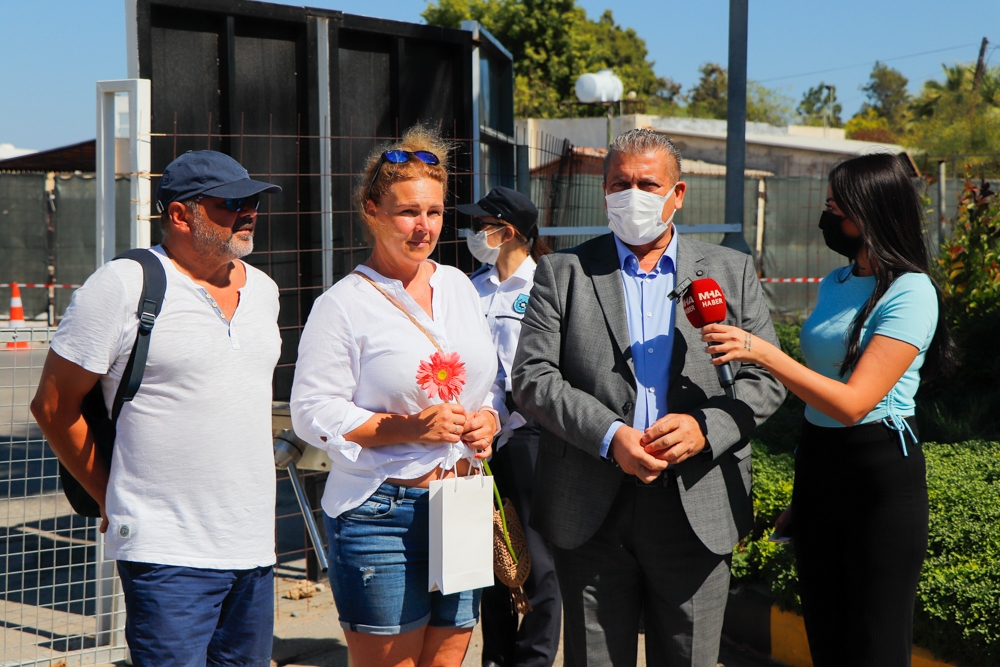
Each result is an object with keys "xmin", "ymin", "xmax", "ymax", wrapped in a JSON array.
[{"xmin": 324, "ymin": 482, "xmax": 482, "ymax": 635}]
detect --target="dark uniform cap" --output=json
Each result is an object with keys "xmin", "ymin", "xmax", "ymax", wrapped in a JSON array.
[
  {"xmin": 457, "ymin": 186, "xmax": 538, "ymax": 238},
  {"xmin": 156, "ymin": 150, "xmax": 281, "ymax": 212}
]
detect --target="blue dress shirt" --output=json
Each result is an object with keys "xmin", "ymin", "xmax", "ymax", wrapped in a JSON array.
[{"xmin": 600, "ymin": 232, "xmax": 678, "ymax": 457}]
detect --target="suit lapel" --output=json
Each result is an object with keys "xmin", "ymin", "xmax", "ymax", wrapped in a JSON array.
[
  {"xmin": 671, "ymin": 234, "xmax": 706, "ymax": 380},
  {"xmin": 587, "ymin": 236, "xmax": 634, "ymax": 376}
]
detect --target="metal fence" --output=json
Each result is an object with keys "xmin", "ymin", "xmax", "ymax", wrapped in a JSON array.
[
  {"xmin": 1, "ymin": 327, "xmax": 127, "ymax": 666},
  {"xmin": 0, "ymin": 328, "xmax": 330, "ymax": 665},
  {"xmin": 5, "ymin": 136, "xmax": 998, "ymax": 327},
  {"xmin": 517, "ymin": 136, "xmax": 1000, "ymax": 317}
]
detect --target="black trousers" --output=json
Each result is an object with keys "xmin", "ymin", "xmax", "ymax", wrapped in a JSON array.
[
  {"xmin": 480, "ymin": 420, "xmax": 562, "ymax": 667},
  {"xmin": 792, "ymin": 418, "xmax": 928, "ymax": 667}
]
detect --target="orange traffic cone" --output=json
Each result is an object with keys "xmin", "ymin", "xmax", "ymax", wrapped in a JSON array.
[{"xmin": 5, "ymin": 282, "xmax": 32, "ymax": 349}]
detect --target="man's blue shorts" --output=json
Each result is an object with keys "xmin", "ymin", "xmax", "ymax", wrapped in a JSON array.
[
  {"xmin": 117, "ymin": 561, "xmax": 273, "ymax": 667},
  {"xmin": 324, "ymin": 482, "xmax": 482, "ymax": 635}
]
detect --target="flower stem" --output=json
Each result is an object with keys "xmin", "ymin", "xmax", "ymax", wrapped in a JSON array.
[{"xmin": 482, "ymin": 460, "xmax": 518, "ymax": 564}]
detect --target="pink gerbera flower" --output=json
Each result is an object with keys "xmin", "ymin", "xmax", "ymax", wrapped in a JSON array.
[{"xmin": 416, "ymin": 351, "xmax": 467, "ymax": 402}]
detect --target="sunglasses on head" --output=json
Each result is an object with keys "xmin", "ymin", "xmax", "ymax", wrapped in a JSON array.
[{"xmin": 367, "ymin": 150, "xmax": 441, "ymax": 201}]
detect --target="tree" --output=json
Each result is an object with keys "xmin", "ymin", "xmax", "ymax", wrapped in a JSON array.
[
  {"xmin": 683, "ymin": 62, "xmax": 792, "ymax": 125},
  {"xmin": 797, "ymin": 82, "xmax": 842, "ymax": 127},
  {"xmin": 747, "ymin": 82, "xmax": 794, "ymax": 126},
  {"xmin": 844, "ymin": 108, "xmax": 897, "ymax": 143},
  {"xmin": 906, "ymin": 62, "xmax": 1000, "ymax": 163},
  {"xmin": 857, "ymin": 61, "xmax": 910, "ymax": 132},
  {"xmin": 648, "ymin": 77, "xmax": 683, "ymax": 115},
  {"xmin": 686, "ymin": 62, "xmax": 728, "ymax": 119},
  {"xmin": 423, "ymin": 0, "xmax": 665, "ymax": 119}
]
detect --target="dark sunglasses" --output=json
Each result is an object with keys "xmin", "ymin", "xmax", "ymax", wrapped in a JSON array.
[
  {"xmin": 367, "ymin": 150, "xmax": 441, "ymax": 201},
  {"xmin": 195, "ymin": 194, "xmax": 261, "ymax": 213},
  {"xmin": 221, "ymin": 194, "xmax": 260, "ymax": 213}
]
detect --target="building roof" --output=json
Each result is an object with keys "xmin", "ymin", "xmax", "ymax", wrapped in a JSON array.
[
  {"xmin": 0, "ymin": 140, "xmax": 95, "ymax": 173},
  {"xmin": 647, "ymin": 124, "xmax": 904, "ymax": 156},
  {"xmin": 531, "ymin": 145, "xmax": 773, "ymax": 179}
]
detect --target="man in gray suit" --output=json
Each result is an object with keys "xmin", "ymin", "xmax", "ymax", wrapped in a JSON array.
[{"xmin": 511, "ymin": 129, "xmax": 785, "ymax": 667}]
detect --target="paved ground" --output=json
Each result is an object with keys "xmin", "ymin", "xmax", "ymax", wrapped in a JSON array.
[
  {"xmin": 1, "ymin": 342, "xmax": 779, "ymax": 667},
  {"xmin": 268, "ymin": 568, "xmax": 779, "ymax": 667}
]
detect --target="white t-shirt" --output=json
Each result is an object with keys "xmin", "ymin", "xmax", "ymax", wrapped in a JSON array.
[
  {"xmin": 51, "ymin": 246, "xmax": 281, "ymax": 569},
  {"xmin": 290, "ymin": 262, "xmax": 506, "ymax": 518}
]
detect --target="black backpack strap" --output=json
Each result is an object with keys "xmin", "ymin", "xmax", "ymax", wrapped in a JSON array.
[{"xmin": 109, "ymin": 248, "xmax": 167, "ymax": 422}]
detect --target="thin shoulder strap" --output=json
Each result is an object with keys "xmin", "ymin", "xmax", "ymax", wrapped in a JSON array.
[
  {"xmin": 111, "ymin": 248, "xmax": 167, "ymax": 421},
  {"xmin": 351, "ymin": 270, "xmax": 443, "ymax": 353}
]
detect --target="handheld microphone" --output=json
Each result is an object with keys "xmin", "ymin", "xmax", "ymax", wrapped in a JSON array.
[{"xmin": 681, "ymin": 278, "xmax": 736, "ymax": 400}]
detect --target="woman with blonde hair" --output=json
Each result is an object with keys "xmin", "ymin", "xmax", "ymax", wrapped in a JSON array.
[{"xmin": 291, "ymin": 127, "xmax": 506, "ymax": 667}]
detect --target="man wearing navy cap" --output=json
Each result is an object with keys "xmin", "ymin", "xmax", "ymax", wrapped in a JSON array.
[{"xmin": 33, "ymin": 151, "xmax": 283, "ymax": 666}]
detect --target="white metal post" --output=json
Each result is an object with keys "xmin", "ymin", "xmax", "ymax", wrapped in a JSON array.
[
  {"xmin": 96, "ymin": 79, "xmax": 152, "ymax": 268},
  {"xmin": 938, "ymin": 160, "xmax": 947, "ymax": 244},
  {"xmin": 755, "ymin": 177, "xmax": 766, "ymax": 263},
  {"xmin": 317, "ymin": 18, "xmax": 334, "ymax": 290}
]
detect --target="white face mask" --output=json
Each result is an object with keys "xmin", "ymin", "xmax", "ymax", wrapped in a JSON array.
[
  {"xmin": 466, "ymin": 227, "xmax": 505, "ymax": 264},
  {"xmin": 605, "ymin": 184, "xmax": 678, "ymax": 246}
]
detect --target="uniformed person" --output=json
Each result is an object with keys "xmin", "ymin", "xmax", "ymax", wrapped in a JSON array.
[{"xmin": 459, "ymin": 187, "xmax": 560, "ymax": 667}]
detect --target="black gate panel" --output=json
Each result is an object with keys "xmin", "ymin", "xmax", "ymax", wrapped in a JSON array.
[{"xmin": 136, "ymin": 0, "xmax": 492, "ymax": 399}]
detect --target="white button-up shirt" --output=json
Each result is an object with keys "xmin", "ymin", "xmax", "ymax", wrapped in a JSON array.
[
  {"xmin": 470, "ymin": 256, "xmax": 537, "ymax": 393},
  {"xmin": 290, "ymin": 262, "xmax": 507, "ymax": 518}
]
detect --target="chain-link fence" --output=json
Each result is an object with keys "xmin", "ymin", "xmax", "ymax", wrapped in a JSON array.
[
  {"xmin": 1, "ymin": 327, "xmax": 127, "ymax": 666},
  {"xmin": 517, "ymin": 136, "xmax": 1000, "ymax": 318}
]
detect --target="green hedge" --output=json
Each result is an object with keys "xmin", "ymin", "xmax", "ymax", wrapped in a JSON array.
[{"xmin": 736, "ymin": 322, "xmax": 1000, "ymax": 665}]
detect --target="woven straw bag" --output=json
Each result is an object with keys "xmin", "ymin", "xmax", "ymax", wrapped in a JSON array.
[{"xmin": 493, "ymin": 498, "xmax": 533, "ymax": 613}]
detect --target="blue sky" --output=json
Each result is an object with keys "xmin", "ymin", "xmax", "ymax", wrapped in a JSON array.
[{"xmin": 0, "ymin": 0, "xmax": 993, "ymax": 151}]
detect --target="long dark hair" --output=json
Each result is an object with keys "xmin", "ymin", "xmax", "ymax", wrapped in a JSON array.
[{"xmin": 829, "ymin": 153, "xmax": 957, "ymax": 379}]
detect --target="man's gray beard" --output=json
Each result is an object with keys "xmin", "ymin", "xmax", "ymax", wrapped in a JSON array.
[{"xmin": 190, "ymin": 209, "xmax": 254, "ymax": 260}]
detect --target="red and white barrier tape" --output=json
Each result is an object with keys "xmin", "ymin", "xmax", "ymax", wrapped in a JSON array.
[
  {"xmin": 758, "ymin": 277, "xmax": 822, "ymax": 283},
  {"xmin": 0, "ymin": 283, "xmax": 83, "ymax": 289}
]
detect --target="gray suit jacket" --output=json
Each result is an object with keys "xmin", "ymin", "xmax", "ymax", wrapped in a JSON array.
[{"xmin": 511, "ymin": 233, "xmax": 785, "ymax": 555}]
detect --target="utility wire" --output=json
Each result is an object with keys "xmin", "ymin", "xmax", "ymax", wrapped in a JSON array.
[{"xmin": 758, "ymin": 43, "xmax": 980, "ymax": 83}]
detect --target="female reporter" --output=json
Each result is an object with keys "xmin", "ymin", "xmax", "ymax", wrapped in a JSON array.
[
  {"xmin": 699, "ymin": 153, "xmax": 955, "ymax": 667},
  {"xmin": 290, "ymin": 127, "xmax": 505, "ymax": 667}
]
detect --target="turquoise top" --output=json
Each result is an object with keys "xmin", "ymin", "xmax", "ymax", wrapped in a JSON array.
[{"xmin": 800, "ymin": 267, "xmax": 938, "ymax": 428}]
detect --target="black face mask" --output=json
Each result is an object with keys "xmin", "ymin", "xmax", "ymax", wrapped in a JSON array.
[{"xmin": 819, "ymin": 210, "xmax": 863, "ymax": 259}]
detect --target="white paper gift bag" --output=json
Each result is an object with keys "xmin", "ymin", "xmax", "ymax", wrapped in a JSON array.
[{"xmin": 428, "ymin": 472, "xmax": 495, "ymax": 595}]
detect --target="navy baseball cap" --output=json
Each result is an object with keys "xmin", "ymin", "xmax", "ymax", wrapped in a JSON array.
[
  {"xmin": 457, "ymin": 186, "xmax": 538, "ymax": 238},
  {"xmin": 156, "ymin": 150, "xmax": 281, "ymax": 212}
]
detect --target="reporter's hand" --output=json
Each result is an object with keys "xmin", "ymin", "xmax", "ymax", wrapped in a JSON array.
[
  {"xmin": 610, "ymin": 425, "xmax": 668, "ymax": 484},
  {"xmin": 412, "ymin": 404, "xmax": 467, "ymax": 445},
  {"xmin": 100, "ymin": 506, "xmax": 109, "ymax": 534},
  {"xmin": 641, "ymin": 413, "xmax": 707, "ymax": 465},
  {"xmin": 462, "ymin": 411, "xmax": 497, "ymax": 459},
  {"xmin": 700, "ymin": 323, "xmax": 774, "ymax": 366}
]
